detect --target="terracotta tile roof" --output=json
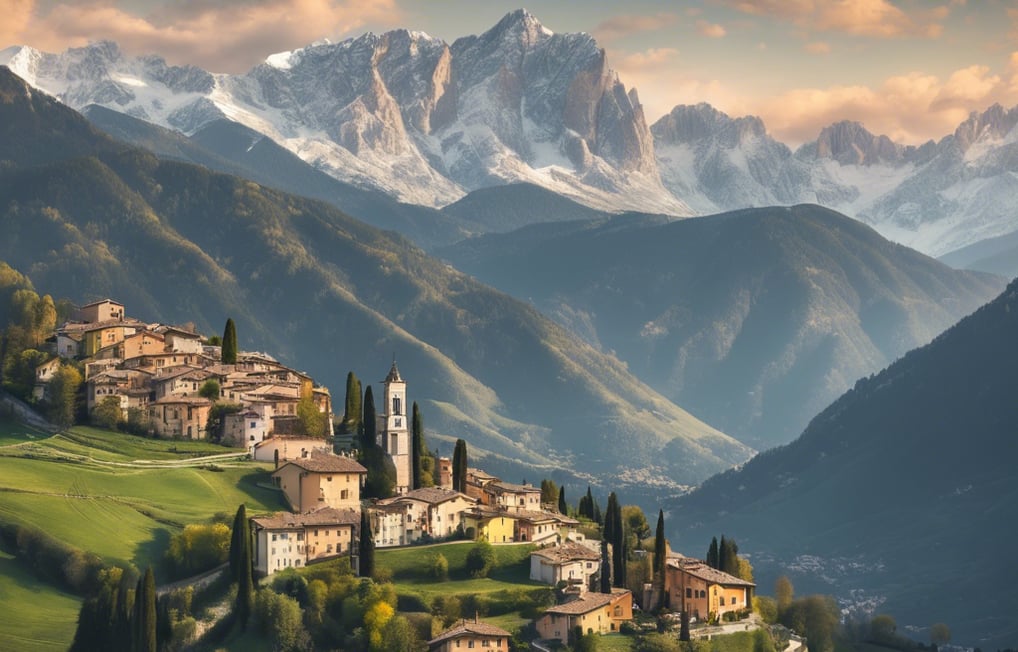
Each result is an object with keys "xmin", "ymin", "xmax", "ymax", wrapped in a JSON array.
[
  {"xmin": 543, "ymin": 589, "xmax": 629, "ymax": 615},
  {"xmin": 532, "ymin": 542, "xmax": 601, "ymax": 564},
  {"xmin": 428, "ymin": 620, "xmax": 510, "ymax": 646},
  {"xmin": 251, "ymin": 507, "xmax": 360, "ymax": 530},
  {"xmin": 279, "ymin": 452, "xmax": 366, "ymax": 474},
  {"xmin": 514, "ymin": 509, "xmax": 578, "ymax": 525},
  {"xmin": 489, "ymin": 480, "xmax": 540, "ymax": 494},
  {"xmin": 667, "ymin": 558, "xmax": 755, "ymax": 587},
  {"xmin": 151, "ymin": 396, "xmax": 213, "ymax": 406},
  {"xmin": 391, "ymin": 487, "xmax": 474, "ymax": 506}
]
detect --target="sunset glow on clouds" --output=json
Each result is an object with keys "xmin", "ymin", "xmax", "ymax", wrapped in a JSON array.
[{"xmin": 1, "ymin": 0, "xmax": 1015, "ymax": 146}]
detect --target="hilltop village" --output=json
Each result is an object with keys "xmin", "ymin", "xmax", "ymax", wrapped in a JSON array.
[{"xmin": 29, "ymin": 298, "xmax": 760, "ymax": 649}]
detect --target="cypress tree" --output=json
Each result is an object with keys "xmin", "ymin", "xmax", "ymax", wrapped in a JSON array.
[
  {"xmin": 452, "ymin": 439, "xmax": 468, "ymax": 493},
  {"xmin": 360, "ymin": 386, "xmax": 376, "ymax": 450},
  {"xmin": 236, "ymin": 524, "xmax": 254, "ymax": 629},
  {"xmin": 654, "ymin": 509, "xmax": 667, "ymax": 586},
  {"xmin": 604, "ymin": 492, "xmax": 626, "ymax": 588},
  {"xmin": 133, "ymin": 567, "xmax": 156, "ymax": 652},
  {"xmin": 599, "ymin": 538, "xmax": 612, "ymax": 593},
  {"xmin": 557, "ymin": 486, "xmax": 567, "ymax": 515},
  {"xmin": 342, "ymin": 371, "xmax": 362, "ymax": 434},
  {"xmin": 721, "ymin": 536, "xmax": 739, "ymax": 576},
  {"xmin": 707, "ymin": 537, "xmax": 719, "ymax": 569},
  {"xmin": 114, "ymin": 567, "xmax": 134, "ymax": 651},
  {"xmin": 359, "ymin": 509, "xmax": 375, "ymax": 578},
  {"xmin": 412, "ymin": 402, "xmax": 424, "ymax": 490},
  {"xmin": 719, "ymin": 535, "xmax": 730, "ymax": 573},
  {"xmin": 221, "ymin": 318, "xmax": 237, "ymax": 364}
]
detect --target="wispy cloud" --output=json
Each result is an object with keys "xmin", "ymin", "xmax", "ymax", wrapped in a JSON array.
[
  {"xmin": 3, "ymin": 0, "xmax": 402, "ymax": 72},
  {"xmin": 720, "ymin": 0, "xmax": 946, "ymax": 38},
  {"xmin": 696, "ymin": 20, "xmax": 727, "ymax": 38},
  {"xmin": 591, "ymin": 13, "xmax": 678, "ymax": 43}
]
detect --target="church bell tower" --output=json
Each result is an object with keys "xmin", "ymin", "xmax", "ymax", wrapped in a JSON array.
[{"xmin": 378, "ymin": 359, "xmax": 411, "ymax": 494}]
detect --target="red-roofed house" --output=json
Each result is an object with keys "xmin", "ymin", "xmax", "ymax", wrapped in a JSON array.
[
  {"xmin": 271, "ymin": 452, "xmax": 367, "ymax": 511},
  {"xmin": 664, "ymin": 555, "xmax": 755, "ymax": 621},
  {"xmin": 535, "ymin": 589, "xmax": 633, "ymax": 643},
  {"xmin": 428, "ymin": 619, "xmax": 511, "ymax": 652}
]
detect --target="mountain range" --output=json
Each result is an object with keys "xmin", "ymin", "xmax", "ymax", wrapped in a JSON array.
[
  {"xmin": 0, "ymin": 65, "xmax": 751, "ymax": 490},
  {"xmin": 438, "ymin": 204, "xmax": 1005, "ymax": 448},
  {"xmin": 3, "ymin": 10, "xmax": 1018, "ymax": 257},
  {"xmin": 665, "ymin": 276, "xmax": 1018, "ymax": 648}
]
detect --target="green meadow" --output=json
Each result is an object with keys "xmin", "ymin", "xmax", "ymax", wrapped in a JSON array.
[{"xmin": 0, "ymin": 420, "xmax": 288, "ymax": 651}]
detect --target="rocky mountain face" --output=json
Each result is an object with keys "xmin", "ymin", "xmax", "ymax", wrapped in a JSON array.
[
  {"xmin": 666, "ymin": 277, "xmax": 1018, "ymax": 648},
  {"xmin": 0, "ymin": 66, "xmax": 750, "ymax": 489},
  {"xmin": 0, "ymin": 10, "xmax": 686, "ymax": 216},
  {"xmin": 652, "ymin": 102, "xmax": 1018, "ymax": 257},
  {"xmin": 439, "ymin": 205, "xmax": 1006, "ymax": 448}
]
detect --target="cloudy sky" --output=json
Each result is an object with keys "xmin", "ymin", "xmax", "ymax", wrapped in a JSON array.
[{"xmin": 2, "ymin": 0, "xmax": 1016, "ymax": 145}]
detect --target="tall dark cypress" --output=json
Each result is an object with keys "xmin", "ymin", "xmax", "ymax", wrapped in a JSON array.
[
  {"xmin": 221, "ymin": 318, "xmax": 237, "ymax": 364},
  {"xmin": 721, "ymin": 536, "xmax": 740, "ymax": 576},
  {"xmin": 229, "ymin": 504, "xmax": 248, "ymax": 583},
  {"xmin": 452, "ymin": 439, "xmax": 467, "ymax": 493},
  {"xmin": 654, "ymin": 509, "xmax": 667, "ymax": 582},
  {"xmin": 719, "ymin": 535, "xmax": 730, "ymax": 574},
  {"xmin": 600, "ymin": 538, "xmax": 612, "ymax": 593},
  {"xmin": 236, "ymin": 524, "xmax": 254, "ymax": 628},
  {"xmin": 133, "ymin": 567, "xmax": 156, "ymax": 652},
  {"xmin": 360, "ymin": 385, "xmax": 376, "ymax": 450},
  {"xmin": 412, "ymin": 401, "xmax": 424, "ymax": 489},
  {"xmin": 114, "ymin": 568, "xmax": 134, "ymax": 651},
  {"xmin": 557, "ymin": 486, "xmax": 567, "ymax": 515},
  {"xmin": 342, "ymin": 371, "xmax": 362, "ymax": 434},
  {"xmin": 604, "ymin": 492, "xmax": 626, "ymax": 588},
  {"xmin": 359, "ymin": 509, "xmax": 375, "ymax": 578},
  {"xmin": 707, "ymin": 536, "xmax": 719, "ymax": 569}
]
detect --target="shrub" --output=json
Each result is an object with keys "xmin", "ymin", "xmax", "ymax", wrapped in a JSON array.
[
  {"xmin": 428, "ymin": 553, "xmax": 449, "ymax": 581},
  {"xmin": 465, "ymin": 540, "xmax": 495, "ymax": 578}
]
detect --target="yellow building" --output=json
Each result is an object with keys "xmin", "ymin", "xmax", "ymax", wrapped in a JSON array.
[
  {"xmin": 463, "ymin": 507, "xmax": 517, "ymax": 543},
  {"xmin": 535, "ymin": 589, "xmax": 633, "ymax": 643},
  {"xmin": 664, "ymin": 555, "xmax": 755, "ymax": 621},
  {"xmin": 271, "ymin": 452, "xmax": 367, "ymax": 512},
  {"xmin": 428, "ymin": 619, "xmax": 510, "ymax": 652}
]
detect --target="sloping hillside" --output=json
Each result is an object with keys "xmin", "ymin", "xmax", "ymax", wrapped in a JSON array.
[
  {"xmin": 439, "ymin": 205, "xmax": 1005, "ymax": 448},
  {"xmin": 0, "ymin": 66, "xmax": 750, "ymax": 487},
  {"xmin": 667, "ymin": 278, "xmax": 1018, "ymax": 648}
]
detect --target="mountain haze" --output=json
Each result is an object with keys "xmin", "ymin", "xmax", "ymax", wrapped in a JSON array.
[
  {"xmin": 666, "ymin": 277, "xmax": 1018, "ymax": 648},
  {"xmin": 439, "ymin": 205, "xmax": 1005, "ymax": 447},
  {"xmin": 0, "ymin": 66, "xmax": 750, "ymax": 488}
]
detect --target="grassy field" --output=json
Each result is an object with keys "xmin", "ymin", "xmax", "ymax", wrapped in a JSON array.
[
  {"xmin": 0, "ymin": 422, "xmax": 291, "ymax": 651},
  {"xmin": 0, "ymin": 550, "xmax": 81, "ymax": 652}
]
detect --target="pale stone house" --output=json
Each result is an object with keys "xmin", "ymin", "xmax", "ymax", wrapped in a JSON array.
[
  {"xmin": 428, "ymin": 619, "xmax": 511, "ymax": 652},
  {"xmin": 76, "ymin": 299, "xmax": 124, "ymax": 323},
  {"xmin": 271, "ymin": 452, "xmax": 367, "ymax": 512},
  {"xmin": 251, "ymin": 435, "xmax": 331, "ymax": 463},
  {"xmin": 535, "ymin": 589, "xmax": 633, "ymax": 643},
  {"xmin": 486, "ymin": 480, "xmax": 542, "ymax": 513},
  {"xmin": 515, "ymin": 510, "xmax": 579, "ymax": 545},
  {"xmin": 530, "ymin": 542, "xmax": 602, "ymax": 593},
  {"xmin": 370, "ymin": 487, "xmax": 477, "ymax": 546},
  {"xmin": 147, "ymin": 396, "xmax": 212, "ymax": 439},
  {"xmin": 250, "ymin": 507, "xmax": 360, "ymax": 576}
]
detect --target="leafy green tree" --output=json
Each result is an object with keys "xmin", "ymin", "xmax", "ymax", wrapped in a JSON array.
[
  {"xmin": 166, "ymin": 522, "xmax": 230, "ymax": 577},
  {"xmin": 452, "ymin": 438, "xmax": 467, "ymax": 493},
  {"xmin": 254, "ymin": 589, "xmax": 309, "ymax": 651},
  {"xmin": 775, "ymin": 576, "xmax": 794, "ymax": 616},
  {"xmin": 198, "ymin": 378, "xmax": 220, "ymax": 401},
  {"xmin": 428, "ymin": 552, "xmax": 449, "ymax": 581},
  {"xmin": 132, "ymin": 567, "xmax": 156, "ymax": 652},
  {"xmin": 753, "ymin": 596, "xmax": 778, "ymax": 624},
  {"xmin": 379, "ymin": 613, "xmax": 419, "ymax": 652},
  {"xmin": 359, "ymin": 509, "xmax": 375, "ymax": 578},
  {"xmin": 870, "ymin": 614, "xmax": 897, "ymax": 643},
  {"xmin": 221, "ymin": 318, "xmax": 237, "ymax": 364},
  {"xmin": 930, "ymin": 622, "xmax": 951, "ymax": 646},
  {"xmin": 91, "ymin": 395, "xmax": 122, "ymax": 430},
  {"xmin": 465, "ymin": 540, "xmax": 495, "ymax": 578},
  {"xmin": 47, "ymin": 363, "xmax": 82, "ymax": 427},
  {"xmin": 297, "ymin": 394, "xmax": 327, "ymax": 437},
  {"xmin": 623, "ymin": 505, "xmax": 650, "ymax": 540},
  {"xmin": 558, "ymin": 486, "xmax": 567, "ymax": 514}
]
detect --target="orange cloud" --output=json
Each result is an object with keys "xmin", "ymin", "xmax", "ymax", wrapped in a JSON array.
[
  {"xmin": 720, "ymin": 0, "xmax": 945, "ymax": 39},
  {"xmin": 5, "ymin": 0, "xmax": 402, "ymax": 72},
  {"xmin": 804, "ymin": 41, "xmax": 831, "ymax": 54},
  {"xmin": 0, "ymin": 0, "xmax": 34, "ymax": 48},
  {"xmin": 696, "ymin": 20, "xmax": 727, "ymax": 38},
  {"xmin": 591, "ymin": 13, "xmax": 678, "ymax": 43}
]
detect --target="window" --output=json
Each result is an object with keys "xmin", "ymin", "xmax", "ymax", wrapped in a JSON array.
[
  {"xmin": 272, "ymin": 534, "xmax": 277, "ymax": 541},
  {"xmin": 468, "ymin": 642, "xmax": 474, "ymax": 649},
  {"xmin": 686, "ymin": 588, "xmax": 692, "ymax": 598},
  {"xmin": 250, "ymin": 421, "xmax": 257, "ymax": 428},
  {"xmin": 393, "ymin": 396, "xmax": 401, "ymax": 415},
  {"xmin": 327, "ymin": 476, "xmax": 333, "ymax": 482}
]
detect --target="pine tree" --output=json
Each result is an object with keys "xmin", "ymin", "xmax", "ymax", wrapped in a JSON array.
[
  {"xmin": 341, "ymin": 371, "xmax": 362, "ymax": 434},
  {"xmin": 359, "ymin": 509, "xmax": 375, "ymax": 578},
  {"xmin": 452, "ymin": 439, "xmax": 468, "ymax": 493},
  {"xmin": 412, "ymin": 401, "xmax": 424, "ymax": 490},
  {"xmin": 132, "ymin": 567, "xmax": 156, "ymax": 652},
  {"xmin": 221, "ymin": 318, "xmax": 237, "ymax": 364},
  {"xmin": 558, "ymin": 486, "xmax": 567, "ymax": 515},
  {"xmin": 707, "ymin": 537, "xmax": 719, "ymax": 569}
]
